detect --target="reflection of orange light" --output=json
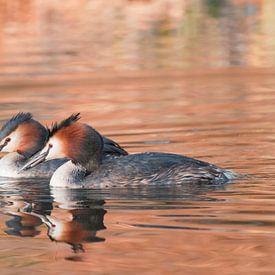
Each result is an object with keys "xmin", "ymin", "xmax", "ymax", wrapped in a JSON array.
[
  {"xmin": 0, "ymin": 1, "xmax": 273, "ymax": 74},
  {"xmin": 16, "ymin": 213, "xmax": 42, "ymax": 227},
  {"xmin": 232, "ymin": 0, "xmax": 263, "ymax": 7},
  {"xmin": 48, "ymin": 218, "xmax": 94, "ymax": 243},
  {"xmin": 128, "ymin": 0, "xmax": 153, "ymax": 2}
]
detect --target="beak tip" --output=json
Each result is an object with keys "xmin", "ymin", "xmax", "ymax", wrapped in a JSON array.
[{"xmin": 17, "ymin": 166, "xmax": 27, "ymax": 174}]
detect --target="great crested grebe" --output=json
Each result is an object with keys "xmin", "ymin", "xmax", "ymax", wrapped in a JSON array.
[
  {"xmin": 0, "ymin": 112, "xmax": 127, "ymax": 178},
  {"xmin": 21, "ymin": 113, "xmax": 235, "ymax": 188}
]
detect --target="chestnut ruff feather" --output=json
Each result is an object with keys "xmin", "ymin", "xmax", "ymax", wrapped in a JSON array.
[{"xmin": 47, "ymin": 112, "xmax": 127, "ymax": 157}]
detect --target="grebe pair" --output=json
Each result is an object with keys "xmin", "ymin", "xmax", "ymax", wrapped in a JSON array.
[
  {"xmin": 0, "ymin": 113, "xmax": 127, "ymax": 178},
  {"xmin": 19, "ymin": 113, "xmax": 235, "ymax": 188}
]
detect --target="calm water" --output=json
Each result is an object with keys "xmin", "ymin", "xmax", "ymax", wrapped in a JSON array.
[{"xmin": 1, "ymin": 0, "xmax": 275, "ymax": 274}]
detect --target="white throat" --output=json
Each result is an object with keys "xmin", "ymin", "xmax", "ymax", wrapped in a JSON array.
[
  {"xmin": 50, "ymin": 160, "xmax": 87, "ymax": 188},
  {"xmin": 0, "ymin": 152, "xmax": 26, "ymax": 177}
]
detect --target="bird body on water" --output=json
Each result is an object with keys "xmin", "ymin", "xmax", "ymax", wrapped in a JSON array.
[{"xmin": 22, "ymin": 113, "xmax": 235, "ymax": 188}]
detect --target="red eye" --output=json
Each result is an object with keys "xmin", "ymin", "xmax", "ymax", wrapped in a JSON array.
[
  {"xmin": 48, "ymin": 144, "xmax": 53, "ymax": 148},
  {"xmin": 5, "ymin": 138, "xmax": 11, "ymax": 142}
]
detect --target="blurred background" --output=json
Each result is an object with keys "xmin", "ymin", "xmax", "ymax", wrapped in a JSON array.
[{"xmin": 0, "ymin": 0, "xmax": 274, "ymax": 75}]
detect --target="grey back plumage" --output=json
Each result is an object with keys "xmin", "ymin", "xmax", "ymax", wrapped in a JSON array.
[{"xmin": 102, "ymin": 136, "xmax": 128, "ymax": 157}]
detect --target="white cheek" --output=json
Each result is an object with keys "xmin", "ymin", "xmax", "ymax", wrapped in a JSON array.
[
  {"xmin": 1, "ymin": 131, "xmax": 20, "ymax": 152},
  {"xmin": 45, "ymin": 138, "xmax": 65, "ymax": 160}
]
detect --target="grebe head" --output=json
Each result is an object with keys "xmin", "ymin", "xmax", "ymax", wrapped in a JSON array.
[
  {"xmin": 21, "ymin": 113, "xmax": 104, "ymax": 171},
  {"xmin": 0, "ymin": 112, "xmax": 48, "ymax": 158}
]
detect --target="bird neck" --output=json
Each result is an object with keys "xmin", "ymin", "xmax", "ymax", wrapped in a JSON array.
[
  {"xmin": 17, "ymin": 149, "xmax": 34, "ymax": 159},
  {"xmin": 72, "ymin": 126, "xmax": 104, "ymax": 173},
  {"xmin": 3, "ymin": 152, "xmax": 27, "ymax": 164},
  {"xmin": 50, "ymin": 160, "xmax": 89, "ymax": 188},
  {"xmin": 80, "ymin": 154, "xmax": 102, "ymax": 173},
  {"xmin": 0, "ymin": 152, "xmax": 27, "ymax": 177}
]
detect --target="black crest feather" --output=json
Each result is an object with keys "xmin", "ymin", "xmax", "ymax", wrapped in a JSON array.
[
  {"xmin": 0, "ymin": 112, "xmax": 33, "ymax": 140},
  {"xmin": 48, "ymin": 113, "xmax": 81, "ymax": 137}
]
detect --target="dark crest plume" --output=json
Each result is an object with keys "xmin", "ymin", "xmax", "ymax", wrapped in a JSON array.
[
  {"xmin": 0, "ymin": 112, "xmax": 33, "ymax": 140},
  {"xmin": 48, "ymin": 113, "xmax": 81, "ymax": 137}
]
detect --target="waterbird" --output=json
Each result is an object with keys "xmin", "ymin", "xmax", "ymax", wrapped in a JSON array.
[
  {"xmin": 21, "ymin": 113, "xmax": 235, "ymax": 188},
  {"xmin": 0, "ymin": 112, "xmax": 127, "ymax": 178}
]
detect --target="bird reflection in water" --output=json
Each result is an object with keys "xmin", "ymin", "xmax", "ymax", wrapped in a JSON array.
[
  {"xmin": 5, "ymin": 199, "xmax": 52, "ymax": 238},
  {"xmin": 1, "ymin": 179, "xmax": 228, "ymax": 257},
  {"xmin": 44, "ymin": 207, "xmax": 106, "ymax": 253},
  {"xmin": 2, "ymin": 181, "xmax": 106, "ymax": 254}
]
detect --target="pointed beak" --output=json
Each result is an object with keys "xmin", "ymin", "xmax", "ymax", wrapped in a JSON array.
[
  {"xmin": 0, "ymin": 143, "xmax": 6, "ymax": 151},
  {"xmin": 18, "ymin": 147, "xmax": 50, "ymax": 173}
]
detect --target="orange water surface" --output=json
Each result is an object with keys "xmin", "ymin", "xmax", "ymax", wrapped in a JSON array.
[{"xmin": 0, "ymin": 1, "xmax": 275, "ymax": 274}]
